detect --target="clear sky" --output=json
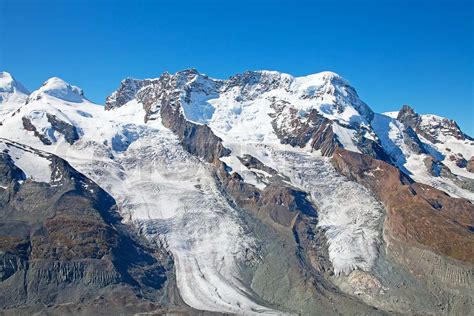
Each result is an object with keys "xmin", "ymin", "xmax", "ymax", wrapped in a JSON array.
[{"xmin": 1, "ymin": 0, "xmax": 473, "ymax": 135}]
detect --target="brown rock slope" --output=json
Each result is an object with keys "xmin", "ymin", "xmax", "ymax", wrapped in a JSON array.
[
  {"xmin": 158, "ymin": 95, "xmax": 384, "ymax": 315},
  {"xmin": 0, "ymin": 140, "xmax": 190, "ymax": 315},
  {"xmin": 331, "ymin": 147, "xmax": 474, "ymax": 263}
]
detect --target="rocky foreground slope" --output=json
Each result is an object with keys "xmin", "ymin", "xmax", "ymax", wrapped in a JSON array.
[{"xmin": 0, "ymin": 70, "xmax": 472, "ymax": 315}]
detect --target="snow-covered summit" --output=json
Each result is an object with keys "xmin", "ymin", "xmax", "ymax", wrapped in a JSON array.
[
  {"xmin": 0, "ymin": 71, "xmax": 30, "ymax": 104},
  {"xmin": 119, "ymin": 69, "xmax": 372, "ymax": 127},
  {"xmin": 397, "ymin": 104, "xmax": 471, "ymax": 142},
  {"xmin": 0, "ymin": 72, "xmax": 29, "ymax": 95},
  {"xmin": 28, "ymin": 77, "xmax": 85, "ymax": 103}
]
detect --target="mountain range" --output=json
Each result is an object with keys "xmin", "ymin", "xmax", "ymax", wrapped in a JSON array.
[{"xmin": 0, "ymin": 69, "xmax": 472, "ymax": 315}]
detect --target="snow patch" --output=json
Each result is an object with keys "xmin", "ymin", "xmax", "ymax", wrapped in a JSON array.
[{"xmin": 0, "ymin": 140, "xmax": 51, "ymax": 183}]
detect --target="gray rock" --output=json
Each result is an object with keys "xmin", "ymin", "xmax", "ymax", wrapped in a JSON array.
[{"xmin": 0, "ymin": 140, "xmax": 191, "ymax": 314}]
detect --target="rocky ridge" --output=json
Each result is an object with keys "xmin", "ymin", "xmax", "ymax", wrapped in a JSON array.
[{"xmin": 0, "ymin": 69, "xmax": 472, "ymax": 315}]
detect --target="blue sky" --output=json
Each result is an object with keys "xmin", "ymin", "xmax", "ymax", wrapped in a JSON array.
[{"xmin": 1, "ymin": 0, "xmax": 473, "ymax": 135}]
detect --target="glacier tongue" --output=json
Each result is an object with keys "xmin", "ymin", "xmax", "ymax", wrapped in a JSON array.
[
  {"xmin": 223, "ymin": 143, "xmax": 384, "ymax": 275},
  {"xmin": 60, "ymin": 117, "xmax": 282, "ymax": 314},
  {"xmin": 275, "ymin": 150, "xmax": 383, "ymax": 275},
  {"xmin": 0, "ymin": 90, "xmax": 282, "ymax": 314}
]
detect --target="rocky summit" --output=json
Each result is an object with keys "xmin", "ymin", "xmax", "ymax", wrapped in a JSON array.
[{"xmin": 0, "ymin": 69, "xmax": 472, "ymax": 315}]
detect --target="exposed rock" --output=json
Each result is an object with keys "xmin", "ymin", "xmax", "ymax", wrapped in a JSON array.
[
  {"xmin": 223, "ymin": 70, "xmax": 292, "ymax": 101},
  {"xmin": 21, "ymin": 117, "xmax": 52, "ymax": 145},
  {"xmin": 402, "ymin": 126, "xmax": 427, "ymax": 154},
  {"xmin": 397, "ymin": 105, "xmax": 421, "ymax": 129},
  {"xmin": 397, "ymin": 104, "xmax": 471, "ymax": 142},
  {"xmin": 0, "ymin": 140, "xmax": 188, "ymax": 313},
  {"xmin": 424, "ymin": 156, "xmax": 474, "ymax": 191},
  {"xmin": 468, "ymin": 157, "xmax": 474, "ymax": 173},
  {"xmin": 105, "ymin": 78, "xmax": 158, "ymax": 110},
  {"xmin": 347, "ymin": 270, "xmax": 382, "ymax": 296},
  {"xmin": 332, "ymin": 148, "xmax": 474, "ymax": 263},
  {"xmin": 21, "ymin": 114, "xmax": 80, "ymax": 146},
  {"xmin": 352, "ymin": 128, "xmax": 391, "ymax": 161},
  {"xmin": 270, "ymin": 103, "xmax": 340, "ymax": 156},
  {"xmin": 270, "ymin": 99, "xmax": 387, "ymax": 159},
  {"xmin": 238, "ymin": 154, "xmax": 280, "ymax": 178},
  {"xmin": 158, "ymin": 72, "xmax": 230, "ymax": 163},
  {"xmin": 46, "ymin": 113, "xmax": 80, "ymax": 144},
  {"xmin": 454, "ymin": 156, "xmax": 468, "ymax": 168}
]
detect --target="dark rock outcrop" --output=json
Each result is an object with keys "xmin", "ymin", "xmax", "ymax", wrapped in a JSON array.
[
  {"xmin": 161, "ymin": 97, "xmax": 230, "ymax": 163},
  {"xmin": 424, "ymin": 156, "xmax": 474, "ymax": 191},
  {"xmin": 402, "ymin": 126, "xmax": 427, "ymax": 154},
  {"xmin": 397, "ymin": 104, "xmax": 471, "ymax": 142},
  {"xmin": 105, "ymin": 78, "xmax": 158, "ymax": 111},
  {"xmin": 0, "ymin": 140, "xmax": 185, "ymax": 314},
  {"xmin": 332, "ymin": 148, "xmax": 474, "ymax": 263},
  {"xmin": 22, "ymin": 117, "xmax": 52, "ymax": 145},
  {"xmin": 22, "ymin": 114, "xmax": 80, "ymax": 145},
  {"xmin": 270, "ymin": 103, "xmax": 340, "ymax": 156},
  {"xmin": 46, "ymin": 113, "xmax": 80, "ymax": 144},
  {"xmin": 468, "ymin": 157, "xmax": 474, "ymax": 173}
]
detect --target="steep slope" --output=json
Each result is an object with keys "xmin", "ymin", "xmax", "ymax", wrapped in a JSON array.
[
  {"xmin": 0, "ymin": 69, "xmax": 472, "ymax": 315},
  {"xmin": 0, "ymin": 76, "xmax": 293, "ymax": 314},
  {"xmin": 372, "ymin": 105, "xmax": 474, "ymax": 200},
  {"xmin": 0, "ymin": 139, "xmax": 186, "ymax": 315},
  {"xmin": 0, "ymin": 72, "xmax": 29, "ymax": 120}
]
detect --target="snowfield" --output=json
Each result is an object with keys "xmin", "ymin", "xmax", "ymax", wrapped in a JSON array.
[
  {"xmin": 215, "ymin": 141, "xmax": 384, "ymax": 276},
  {"xmin": 372, "ymin": 113, "xmax": 474, "ymax": 200},
  {"xmin": 0, "ymin": 140, "xmax": 52, "ymax": 183},
  {"xmin": 0, "ymin": 69, "xmax": 472, "ymax": 314},
  {"xmin": 0, "ymin": 84, "xmax": 283, "ymax": 314}
]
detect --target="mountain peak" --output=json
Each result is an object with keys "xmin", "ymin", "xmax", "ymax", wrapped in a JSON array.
[
  {"xmin": 314, "ymin": 70, "xmax": 346, "ymax": 82},
  {"xmin": 397, "ymin": 104, "xmax": 470, "ymax": 141},
  {"xmin": 29, "ymin": 77, "xmax": 85, "ymax": 103},
  {"xmin": 0, "ymin": 71, "xmax": 30, "ymax": 95},
  {"xmin": 105, "ymin": 77, "xmax": 160, "ymax": 110},
  {"xmin": 397, "ymin": 104, "xmax": 420, "ymax": 128}
]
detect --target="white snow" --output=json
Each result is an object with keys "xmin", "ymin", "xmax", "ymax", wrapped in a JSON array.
[
  {"xmin": 372, "ymin": 113, "xmax": 474, "ymax": 201},
  {"xmin": 29, "ymin": 77, "xmax": 85, "ymax": 103},
  {"xmin": 0, "ymin": 71, "xmax": 30, "ymax": 121},
  {"xmin": 382, "ymin": 111, "xmax": 399, "ymax": 119},
  {"xmin": 219, "ymin": 143, "xmax": 384, "ymax": 275},
  {"xmin": 220, "ymin": 155, "xmax": 267, "ymax": 190},
  {"xmin": 0, "ymin": 86, "xmax": 282, "ymax": 314},
  {"xmin": 1, "ymin": 69, "xmax": 472, "ymax": 314},
  {"xmin": 0, "ymin": 140, "xmax": 52, "ymax": 183}
]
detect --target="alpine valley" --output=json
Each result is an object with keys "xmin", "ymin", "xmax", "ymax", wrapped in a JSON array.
[{"xmin": 0, "ymin": 69, "xmax": 472, "ymax": 315}]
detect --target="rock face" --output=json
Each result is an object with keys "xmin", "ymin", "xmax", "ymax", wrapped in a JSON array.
[
  {"xmin": 468, "ymin": 157, "xmax": 474, "ymax": 173},
  {"xmin": 271, "ymin": 103, "xmax": 341, "ymax": 156},
  {"xmin": 21, "ymin": 113, "xmax": 80, "ymax": 145},
  {"xmin": 22, "ymin": 117, "xmax": 53, "ymax": 145},
  {"xmin": 332, "ymin": 148, "xmax": 474, "ymax": 263},
  {"xmin": 402, "ymin": 126, "xmax": 427, "ymax": 154},
  {"xmin": 105, "ymin": 78, "xmax": 161, "ymax": 111},
  {"xmin": 158, "ymin": 71, "xmax": 230, "ymax": 163},
  {"xmin": 398, "ymin": 104, "xmax": 471, "ymax": 142},
  {"xmin": 1, "ymin": 69, "xmax": 473, "ymax": 315},
  {"xmin": 45, "ymin": 113, "xmax": 80, "ymax": 144},
  {"xmin": 0, "ymin": 140, "xmax": 186, "ymax": 314}
]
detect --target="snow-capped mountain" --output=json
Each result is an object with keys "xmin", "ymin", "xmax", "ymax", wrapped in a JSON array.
[
  {"xmin": 372, "ymin": 105, "xmax": 474, "ymax": 200},
  {"xmin": 0, "ymin": 72, "xmax": 30, "ymax": 119},
  {"xmin": 0, "ymin": 69, "xmax": 472, "ymax": 315}
]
